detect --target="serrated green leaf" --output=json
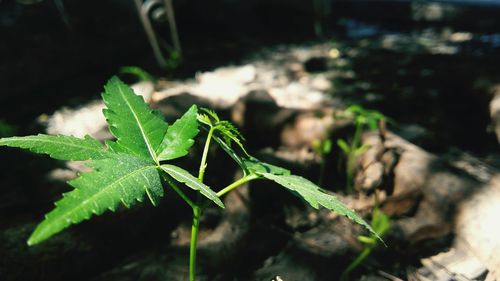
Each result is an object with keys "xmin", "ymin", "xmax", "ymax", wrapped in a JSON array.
[
  {"xmin": 211, "ymin": 133, "xmax": 288, "ymax": 177},
  {"xmin": 243, "ymin": 157, "xmax": 290, "ymax": 176},
  {"xmin": 27, "ymin": 154, "xmax": 163, "ymax": 245},
  {"xmin": 260, "ymin": 173, "xmax": 380, "ymax": 241},
  {"xmin": 215, "ymin": 121, "xmax": 248, "ymax": 156},
  {"xmin": 0, "ymin": 134, "xmax": 109, "ymax": 161},
  {"xmin": 212, "ymin": 135, "xmax": 248, "ymax": 173},
  {"xmin": 197, "ymin": 109, "xmax": 249, "ymax": 156},
  {"xmin": 197, "ymin": 114, "xmax": 212, "ymax": 127},
  {"xmin": 199, "ymin": 108, "xmax": 220, "ymax": 123},
  {"xmin": 102, "ymin": 76, "xmax": 167, "ymax": 162},
  {"xmin": 160, "ymin": 164, "xmax": 224, "ymax": 208},
  {"xmin": 157, "ymin": 105, "xmax": 199, "ymax": 161}
]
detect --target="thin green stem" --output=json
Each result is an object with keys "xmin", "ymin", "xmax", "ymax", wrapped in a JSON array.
[
  {"xmin": 216, "ymin": 174, "xmax": 259, "ymax": 198},
  {"xmin": 352, "ymin": 121, "xmax": 363, "ymax": 152},
  {"xmin": 189, "ymin": 125, "xmax": 217, "ymax": 281},
  {"xmin": 189, "ymin": 206, "xmax": 201, "ymax": 281},
  {"xmin": 198, "ymin": 127, "xmax": 214, "ymax": 182},
  {"xmin": 346, "ymin": 121, "xmax": 363, "ymax": 193},
  {"xmin": 340, "ymin": 247, "xmax": 372, "ymax": 281},
  {"xmin": 161, "ymin": 172, "xmax": 195, "ymax": 208}
]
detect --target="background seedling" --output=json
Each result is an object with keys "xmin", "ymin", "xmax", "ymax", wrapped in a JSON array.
[
  {"xmin": 0, "ymin": 77, "xmax": 382, "ymax": 281},
  {"xmin": 312, "ymin": 138, "xmax": 332, "ymax": 186},
  {"xmin": 337, "ymin": 105, "xmax": 387, "ymax": 193},
  {"xmin": 340, "ymin": 200, "xmax": 391, "ymax": 281},
  {"xmin": 0, "ymin": 119, "xmax": 16, "ymax": 137},
  {"xmin": 120, "ymin": 66, "xmax": 156, "ymax": 82}
]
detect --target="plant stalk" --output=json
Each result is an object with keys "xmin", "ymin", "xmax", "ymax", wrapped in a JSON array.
[
  {"xmin": 189, "ymin": 206, "xmax": 201, "ymax": 281},
  {"xmin": 198, "ymin": 127, "xmax": 214, "ymax": 183},
  {"xmin": 216, "ymin": 174, "xmax": 259, "ymax": 197},
  {"xmin": 162, "ymin": 173, "xmax": 195, "ymax": 208},
  {"xmin": 346, "ymin": 122, "xmax": 364, "ymax": 193},
  {"xmin": 189, "ymin": 125, "xmax": 218, "ymax": 281},
  {"xmin": 340, "ymin": 247, "xmax": 372, "ymax": 281},
  {"xmin": 352, "ymin": 121, "xmax": 363, "ymax": 152}
]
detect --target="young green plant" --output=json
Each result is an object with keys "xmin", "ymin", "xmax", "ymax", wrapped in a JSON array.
[
  {"xmin": 337, "ymin": 105, "xmax": 387, "ymax": 193},
  {"xmin": 340, "ymin": 203, "xmax": 391, "ymax": 281},
  {"xmin": 0, "ymin": 77, "xmax": 382, "ymax": 281},
  {"xmin": 312, "ymin": 138, "xmax": 332, "ymax": 186},
  {"xmin": 0, "ymin": 119, "xmax": 16, "ymax": 137},
  {"xmin": 120, "ymin": 66, "xmax": 156, "ymax": 82}
]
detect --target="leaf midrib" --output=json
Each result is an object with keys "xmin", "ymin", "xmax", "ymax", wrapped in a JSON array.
[
  {"xmin": 161, "ymin": 165, "xmax": 206, "ymax": 191},
  {"xmin": 159, "ymin": 119, "xmax": 189, "ymax": 156},
  {"xmin": 0, "ymin": 136, "xmax": 105, "ymax": 156},
  {"xmin": 117, "ymin": 86, "xmax": 158, "ymax": 163}
]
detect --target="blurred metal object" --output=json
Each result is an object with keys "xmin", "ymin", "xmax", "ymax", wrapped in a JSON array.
[
  {"xmin": 134, "ymin": 0, "xmax": 182, "ymax": 69},
  {"xmin": 163, "ymin": 0, "xmax": 182, "ymax": 54}
]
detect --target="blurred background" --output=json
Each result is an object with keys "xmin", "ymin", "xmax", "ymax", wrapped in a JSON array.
[{"xmin": 1, "ymin": 0, "xmax": 500, "ymax": 280}]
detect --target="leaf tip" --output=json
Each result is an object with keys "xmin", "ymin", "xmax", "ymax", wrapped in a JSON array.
[
  {"xmin": 215, "ymin": 199, "xmax": 225, "ymax": 209},
  {"xmin": 26, "ymin": 237, "xmax": 36, "ymax": 246},
  {"xmin": 27, "ymin": 230, "xmax": 43, "ymax": 246},
  {"xmin": 108, "ymin": 75, "xmax": 122, "ymax": 84}
]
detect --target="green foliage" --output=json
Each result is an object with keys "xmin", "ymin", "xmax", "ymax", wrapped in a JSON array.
[
  {"xmin": 160, "ymin": 164, "xmax": 223, "ymax": 208},
  {"xmin": 198, "ymin": 108, "xmax": 248, "ymax": 156},
  {"xmin": 312, "ymin": 138, "xmax": 332, "ymax": 185},
  {"xmin": 337, "ymin": 138, "xmax": 350, "ymax": 154},
  {"xmin": 359, "ymin": 208, "xmax": 390, "ymax": 244},
  {"xmin": 29, "ymin": 154, "xmax": 162, "ymax": 245},
  {"xmin": 345, "ymin": 104, "xmax": 387, "ymax": 131},
  {"xmin": 0, "ymin": 76, "xmax": 222, "ymax": 247},
  {"xmin": 242, "ymin": 157, "xmax": 290, "ymax": 176},
  {"xmin": 0, "ymin": 134, "xmax": 110, "ymax": 161},
  {"xmin": 197, "ymin": 108, "xmax": 220, "ymax": 125},
  {"xmin": 120, "ymin": 66, "xmax": 155, "ymax": 82},
  {"xmin": 312, "ymin": 138, "xmax": 332, "ymax": 156},
  {"xmin": 261, "ymin": 173, "xmax": 378, "ymax": 239},
  {"xmin": 157, "ymin": 105, "xmax": 199, "ymax": 161},
  {"xmin": 334, "ymin": 106, "xmax": 390, "ymax": 279},
  {"xmin": 337, "ymin": 105, "xmax": 387, "ymax": 193},
  {"xmin": 165, "ymin": 51, "xmax": 182, "ymax": 70},
  {"xmin": 103, "ymin": 77, "xmax": 168, "ymax": 162},
  {"xmin": 340, "ymin": 207, "xmax": 391, "ymax": 281},
  {"xmin": 0, "ymin": 78, "xmax": 384, "ymax": 281},
  {"xmin": 206, "ymin": 125, "xmax": 380, "ymax": 240},
  {"xmin": 0, "ymin": 119, "xmax": 16, "ymax": 137},
  {"xmin": 200, "ymin": 115, "xmax": 380, "ymax": 237}
]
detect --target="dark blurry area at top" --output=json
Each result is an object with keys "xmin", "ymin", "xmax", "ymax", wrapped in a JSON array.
[{"xmin": 1, "ymin": 0, "xmax": 500, "ymax": 133}]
